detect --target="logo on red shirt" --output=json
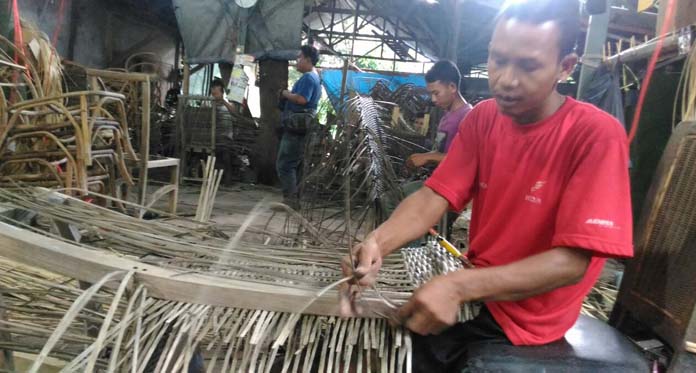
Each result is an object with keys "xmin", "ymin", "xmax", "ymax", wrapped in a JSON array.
[
  {"xmin": 525, "ymin": 180, "xmax": 546, "ymax": 204},
  {"xmin": 531, "ymin": 181, "xmax": 546, "ymax": 192},
  {"xmin": 585, "ymin": 218, "xmax": 619, "ymax": 229}
]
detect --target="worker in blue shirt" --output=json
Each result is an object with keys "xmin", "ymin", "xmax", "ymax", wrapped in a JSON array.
[{"xmin": 277, "ymin": 44, "xmax": 321, "ymax": 209}]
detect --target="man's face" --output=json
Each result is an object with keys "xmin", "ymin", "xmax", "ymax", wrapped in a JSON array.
[
  {"xmin": 296, "ymin": 53, "xmax": 311, "ymax": 72},
  {"xmin": 414, "ymin": 117, "xmax": 425, "ymax": 132},
  {"xmin": 426, "ymin": 81, "xmax": 457, "ymax": 110},
  {"xmin": 211, "ymin": 86, "xmax": 224, "ymax": 100},
  {"xmin": 487, "ymin": 17, "xmax": 575, "ymax": 122}
]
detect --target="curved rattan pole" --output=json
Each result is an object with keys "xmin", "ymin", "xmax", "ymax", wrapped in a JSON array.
[
  {"xmin": 3, "ymin": 131, "xmax": 79, "ymax": 184},
  {"xmin": 0, "ymin": 158, "xmax": 65, "ymax": 186},
  {"xmin": 0, "ymin": 35, "xmax": 41, "ymax": 98}
]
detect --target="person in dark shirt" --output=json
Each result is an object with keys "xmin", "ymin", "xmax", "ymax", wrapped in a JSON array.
[{"xmin": 276, "ymin": 45, "xmax": 321, "ymax": 209}]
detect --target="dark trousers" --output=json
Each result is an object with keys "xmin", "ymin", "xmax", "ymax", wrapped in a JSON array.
[
  {"xmin": 412, "ymin": 306, "xmax": 510, "ymax": 372},
  {"xmin": 276, "ymin": 132, "xmax": 306, "ymax": 197}
]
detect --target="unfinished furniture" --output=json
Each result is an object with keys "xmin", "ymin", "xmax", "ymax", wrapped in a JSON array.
[
  {"xmin": 176, "ymin": 94, "xmax": 258, "ymax": 182},
  {"xmin": 87, "ymin": 68, "xmax": 179, "ymax": 213},
  {"xmin": 0, "ymin": 90, "xmax": 136, "ymax": 196},
  {"xmin": 177, "ymin": 95, "xmax": 218, "ymax": 181},
  {"xmin": 610, "ymin": 120, "xmax": 696, "ymax": 372}
]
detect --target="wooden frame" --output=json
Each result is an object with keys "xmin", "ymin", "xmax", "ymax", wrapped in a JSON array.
[
  {"xmin": 177, "ymin": 95, "xmax": 218, "ymax": 182},
  {"xmin": 85, "ymin": 69, "xmax": 179, "ymax": 214}
]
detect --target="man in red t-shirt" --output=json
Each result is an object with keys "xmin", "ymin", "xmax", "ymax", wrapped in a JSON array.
[{"xmin": 340, "ymin": 0, "xmax": 633, "ymax": 371}]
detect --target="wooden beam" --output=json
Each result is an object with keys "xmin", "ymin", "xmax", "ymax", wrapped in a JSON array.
[
  {"xmin": 0, "ymin": 222, "xmax": 407, "ymax": 318},
  {"xmin": 84, "ymin": 68, "xmax": 153, "ymax": 82}
]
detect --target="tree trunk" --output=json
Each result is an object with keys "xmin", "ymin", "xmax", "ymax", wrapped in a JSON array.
[{"xmin": 255, "ymin": 59, "xmax": 288, "ymax": 185}]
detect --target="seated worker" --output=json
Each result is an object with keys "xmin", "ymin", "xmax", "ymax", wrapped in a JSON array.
[
  {"xmin": 340, "ymin": 0, "xmax": 633, "ymax": 371},
  {"xmin": 276, "ymin": 45, "xmax": 321, "ymax": 209},
  {"xmin": 406, "ymin": 61, "xmax": 472, "ymax": 169}
]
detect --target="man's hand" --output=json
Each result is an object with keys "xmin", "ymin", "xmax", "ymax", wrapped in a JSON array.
[
  {"xmin": 406, "ymin": 153, "xmax": 431, "ymax": 169},
  {"xmin": 398, "ymin": 274, "xmax": 463, "ymax": 335},
  {"xmin": 339, "ymin": 235, "xmax": 383, "ymax": 317}
]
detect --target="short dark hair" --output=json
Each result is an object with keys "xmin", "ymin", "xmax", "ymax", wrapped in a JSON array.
[
  {"xmin": 497, "ymin": 0, "xmax": 580, "ymax": 58},
  {"xmin": 415, "ymin": 111, "xmax": 426, "ymax": 119},
  {"xmin": 425, "ymin": 60, "xmax": 461, "ymax": 89},
  {"xmin": 300, "ymin": 45, "xmax": 320, "ymax": 66},
  {"xmin": 211, "ymin": 78, "xmax": 225, "ymax": 92}
]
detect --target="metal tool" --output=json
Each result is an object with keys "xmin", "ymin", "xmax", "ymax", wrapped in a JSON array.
[{"xmin": 428, "ymin": 228, "xmax": 474, "ymax": 269}]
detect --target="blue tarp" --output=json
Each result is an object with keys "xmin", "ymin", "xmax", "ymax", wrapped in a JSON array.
[{"xmin": 320, "ymin": 69, "xmax": 426, "ymax": 109}]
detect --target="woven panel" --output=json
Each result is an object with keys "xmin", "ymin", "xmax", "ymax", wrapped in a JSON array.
[
  {"xmin": 402, "ymin": 242, "xmax": 480, "ymax": 321},
  {"xmin": 635, "ymin": 135, "xmax": 696, "ymax": 334}
]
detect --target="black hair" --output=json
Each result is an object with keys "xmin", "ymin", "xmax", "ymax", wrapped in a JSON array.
[
  {"xmin": 425, "ymin": 60, "xmax": 461, "ymax": 89},
  {"xmin": 497, "ymin": 0, "xmax": 580, "ymax": 58},
  {"xmin": 300, "ymin": 45, "xmax": 320, "ymax": 66},
  {"xmin": 415, "ymin": 111, "xmax": 426, "ymax": 119},
  {"xmin": 211, "ymin": 78, "xmax": 225, "ymax": 92}
]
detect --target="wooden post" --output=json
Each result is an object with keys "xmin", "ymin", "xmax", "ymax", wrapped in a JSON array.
[
  {"xmin": 256, "ymin": 59, "xmax": 288, "ymax": 185},
  {"xmin": 210, "ymin": 98, "xmax": 217, "ymax": 154},
  {"xmin": 448, "ymin": 0, "xmax": 462, "ymax": 62},
  {"xmin": 183, "ymin": 62, "xmax": 191, "ymax": 96},
  {"xmin": 340, "ymin": 58, "xmax": 352, "ymax": 244},
  {"xmin": 138, "ymin": 79, "xmax": 151, "ymax": 207},
  {"xmin": 0, "ymin": 293, "xmax": 14, "ymax": 372},
  {"xmin": 169, "ymin": 161, "xmax": 180, "ymax": 214}
]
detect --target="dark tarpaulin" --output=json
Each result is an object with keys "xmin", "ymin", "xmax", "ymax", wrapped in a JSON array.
[{"xmin": 173, "ymin": 0, "xmax": 304, "ymax": 65}]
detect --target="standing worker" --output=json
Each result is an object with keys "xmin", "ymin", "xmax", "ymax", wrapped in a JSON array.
[
  {"xmin": 277, "ymin": 45, "xmax": 321, "ymax": 209},
  {"xmin": 406, "ymin": 61, "xmax": 472, "ymax": 169},
  {"xmin": 211, "ymin": 78, "xmax": 237, "ymax": 114},
  {"xmin": 340, "ymin": 0, "xmax": 633, "ymax": 371}
]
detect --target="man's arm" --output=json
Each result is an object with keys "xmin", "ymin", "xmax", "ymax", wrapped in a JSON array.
[
  {"xmin": 398, "ymin": 247, "xmax": 591, "ymax": 335},
  {"xmin": 339, "ymin": 187, "xmax": 448, "ymax": 316},
  {"xmin": 406, "ymin": 152, "xmax": 446, "ymax": 169},
  {"xmin": 220, "ymin": 100, "xmax": 237, "ymax": 114},
  {"xmin": 282, "ymin": 90, "xmax": 308, "ymax": 106},
  {"xmin": 341, "ymin": 188, "xmax": 447, "ymax": 282}
]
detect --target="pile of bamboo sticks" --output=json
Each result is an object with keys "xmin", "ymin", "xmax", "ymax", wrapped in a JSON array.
[
  {"xmin": 0, "ymin": 257, "xmax": 412, "ymax": 372},
  {"xmin": 195, "ymin": 156, "xmax": 223, "ymax": 223}
]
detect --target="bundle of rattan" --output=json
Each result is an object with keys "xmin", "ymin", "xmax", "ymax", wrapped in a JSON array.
[
  {"xmin": 369, "ymin": 82, "xmax": 429, "ymax": 132},
  {"xmin": 299, "ymin": 96, "xmax": 427, "ymax": 244}
]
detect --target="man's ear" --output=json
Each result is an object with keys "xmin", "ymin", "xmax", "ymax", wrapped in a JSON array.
[
  {"xmin": 558, "ymin": 53, "xmax": 578, "ymax": 82},
  {"xmin": 449, "ymin": 82, "xmax": 459, "ymax": 93}
]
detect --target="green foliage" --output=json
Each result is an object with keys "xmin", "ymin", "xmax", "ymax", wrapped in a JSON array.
[
  {"xmin": 316, "ymin": 94, "xmax": 335, "ymax": 125},
  {"xmin": 354, "ymin": 58, "xmax": 379, "ymax": 70}
]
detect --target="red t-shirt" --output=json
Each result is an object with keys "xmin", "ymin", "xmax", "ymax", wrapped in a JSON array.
[{"xmin": 424, "ymin": 97, "xmax": 633, "ymax": 346}]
